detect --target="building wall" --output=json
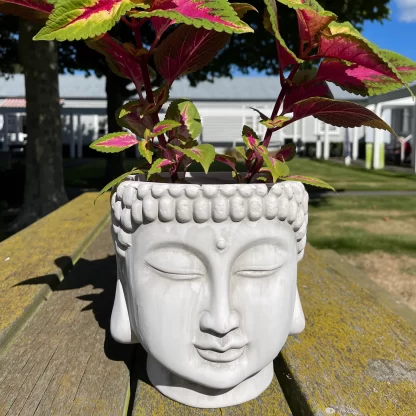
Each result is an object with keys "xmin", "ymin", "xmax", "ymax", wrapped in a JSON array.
[{"xmin": 1, "ymin": 98, "xmax": 353, "ymax": 157}]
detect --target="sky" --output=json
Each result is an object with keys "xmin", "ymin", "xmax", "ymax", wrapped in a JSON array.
[{"xmin": 362, "ymin": 0, "xmax": 416, "ymax": 60}]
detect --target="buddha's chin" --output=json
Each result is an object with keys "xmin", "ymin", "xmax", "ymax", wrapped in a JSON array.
[{"xmin": 169, "ymin": 359, "xmax": 256, "ymax": 391}]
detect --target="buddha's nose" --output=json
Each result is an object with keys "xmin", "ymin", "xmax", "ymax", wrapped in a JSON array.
[{"xmin": 199, "ymin": 287, "xmax": 240, "ymax": 336}]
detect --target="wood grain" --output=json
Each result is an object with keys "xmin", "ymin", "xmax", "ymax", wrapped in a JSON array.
[
  {"xmin": 0, "ymin": 192, "xmax": 110, "ymax": 348},
  {"xmin": 0, "ymin": 226, "xmax": 133, "ymax": 416}
]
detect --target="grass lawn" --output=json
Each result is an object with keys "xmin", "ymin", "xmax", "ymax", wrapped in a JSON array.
[
  {"xmin": 308, "ymin": 195, "xmax": 416, "ymax": 311},
  {"xmin": 64, "ymin": 157, "xmax": 416, "ymax": 191}
]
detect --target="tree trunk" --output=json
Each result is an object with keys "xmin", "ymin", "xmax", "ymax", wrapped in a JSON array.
[
  {"xmin": 12, "ymin": 19, "xmax": 67, "ymax": 231},
  {"xmin": 104, "ymin": 71, "xmax": 126, "ymax": 182}
]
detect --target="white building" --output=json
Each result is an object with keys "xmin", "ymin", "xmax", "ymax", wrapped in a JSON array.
[{"xmin": 0, "ymin": 74, "xmax": 414, "ymax": 170}]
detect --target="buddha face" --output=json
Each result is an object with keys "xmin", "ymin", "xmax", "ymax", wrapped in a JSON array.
[{"xmin": 123, "ymin": 217, "xmax": 300, "ymax": 390}]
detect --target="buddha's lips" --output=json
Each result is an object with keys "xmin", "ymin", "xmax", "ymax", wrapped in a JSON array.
[
  {"xmin": 193, "ymin": 340, "xmax": 247, "ymax": 353},
  {"xmin": 195, "ymin": 346, "xmax": 246, "ymax": 363}
]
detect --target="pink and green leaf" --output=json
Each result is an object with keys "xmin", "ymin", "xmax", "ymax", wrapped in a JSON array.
[
  {"xmin": 90, "ymin": 132, "xmax": 139, "ymax": 153},
  {"xmin": 87, "ymin": 34, "xmax": 144, "ymax": 89},
  {"xmin": 169, "ymin": 144, "xmax": 216, "ymax": 173},
  {"xmin": 283, "ymin": 79, "xmax": 333, "ymax": 113},
  {"xmin": 281, "ymin": 175, "xmax": 334, "ymax": 191},
  {"xmin": 148, "ymin": 158, "xmax": 175, "ymax": 178},
  {"xmin": 380, "ymin": 50, "xmax": 416, "ymax": 85},
  {"xmin": 138, "ymin": 139, "xmax": 154, "ymax": 164},
  {"xmin": 275, "ymin": 142, "xmax": 296, "ymax": 162},
  {"xmin": 277, "ymin": 0, "xmax": 336, "ymax": 46},
  {"xmin": 0, "ymin": 0, "xmax": 53, "ymax": 21},
  {"xmin": 116, "ymin": 100, "xmax": 154, "ymax": 137},
  {"xmin": 316, "ymin": 51, "xmax": 416, "ymax": 97},
  {"xmin": 263, "ymin": 0, "xmax": 303, "ymax": 68},
  {"xmin": 260, "ymin": 116, "xmax": 291, "ymax": 129},
  {"xmin": 215, "ymin": 154, "xmax": 237, "ymax": 172},
  {"xmin": 154, "ymin": 25, "xmax": 230, "ymax": 85},
  {"xmin": 34, "ymin": 0, "xmax": 148, "ymax": 42},
  {"xmin": 130, "ymin": 0, "xmax": 253, "ymax": 34},
  {"xmin": 242, "ymin": 125, "xmax": 259, "ymax": 149},
  {"xmin": 291, "ymin": 97, "xmax": 395, "ymax": 133},
  {"xmin": 151, "ymin": 120, "xmax": 182, "ymax": 136},
  {"xmin": 165, "ymin": 99, "xmax": 202, "ymax": 140},
  {"xmin": 261, "ymin": 156, "xmax": 290, "ymax": 183},
  {"xmin": 154, "ymin": 83, "xmax": 170, "ymax": 107},
  {"xmin": 317, "ymin": 22, "xmax": 412, "ymax": 95}
]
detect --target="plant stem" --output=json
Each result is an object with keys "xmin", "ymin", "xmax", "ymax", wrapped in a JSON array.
[
  {"xmin": 245, "ymin": 63, "xmax": 300, "ymax": 183},
  {"xmin": 132, "ymin": 18, "xmax": 168, "ymax": 152},
  {"xmin": 121, "ymin": 16, "xmax": 133, "ymax": 29},
  {"xmin": 263, "ymin": 63, "xmax": 300, "ymax": 148}
]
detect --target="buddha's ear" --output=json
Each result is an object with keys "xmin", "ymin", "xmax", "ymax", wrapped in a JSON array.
[
  {"xmin": 289, "ymin": 287, "xmax": 305, "ymax": 335},
  {"xmin": 111, "ymin": 279, "xmax": 139, "ymax": 344}
]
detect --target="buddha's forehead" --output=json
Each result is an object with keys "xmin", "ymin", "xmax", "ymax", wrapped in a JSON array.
[
  {"xmin": 111, "ymin": 179, "xmax": 309, "ymax": 261},
  {"xmin": 132, "ymin": 218, "xmax": 296, "ymax": 257}
]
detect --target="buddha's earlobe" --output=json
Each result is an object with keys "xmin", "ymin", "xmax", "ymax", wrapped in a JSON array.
[
  {"xmin": 111, "ymin": 279, "xmax": 139, "ymax": 344},
  {"xmin": 289, "ymin": 287, "xmax": 306, "ymax": 335}
]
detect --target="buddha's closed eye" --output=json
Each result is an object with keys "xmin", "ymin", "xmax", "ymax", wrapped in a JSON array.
[
  {"xmin": 232, "ymin": 244, "xmax": 287, "ymax": 278},
  {"xmin": 145, "ymin": 248, "xmax": 205, "ymax": 280}
]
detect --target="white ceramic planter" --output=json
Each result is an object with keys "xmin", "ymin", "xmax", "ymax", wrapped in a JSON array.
[{"xmin": 110, "ymin": 174, "xmax": 308, "ymax": 408}]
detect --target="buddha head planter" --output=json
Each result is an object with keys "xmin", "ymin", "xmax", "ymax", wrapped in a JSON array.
[{"xmin": 110, "ymin": 176, "xmax": 307, "ymax": 408}]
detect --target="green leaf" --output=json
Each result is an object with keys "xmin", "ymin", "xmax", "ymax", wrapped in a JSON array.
[
  {"xmin": 165, "ymin": 99, "xmax": 202, "ymax": 140},
  {"xmin": 34, "ymin": 0, "xmax": 148, "ymax": 42},
  {"xmin": 242, "ymin": 125, "xmax": 259, "ymax": 149},
  {"xmin": 281, "ymin": 175, "xmax": 334, "ymax": 191},
  {"xmin": 169, "ymin": 144, "xmax": 216, "ymax": 174},
  {"xmin": 147, "ymin": 158, "xmax": 175, "ymax": 179},
  {"xmin": 89, "ymin": 132, "xmax": 138, "ymax": 153},
  {"xmin": 231, "ymin": 2, "xmax": 257, "ymax": 18},
  {"xmin": 235, "ymin": 146, "xmax": 247, "ymax": 160},
  {"xmin": 95, "ymin": 168, "xmax": 143, "ymax": 202},
  {"xmin": 130, "ymin": 0, "xmax": 253, "ymax": 34},
  {"xmin": 138, "ymin": 140, "xmax": 153, "ymax": 164},
  {"xmin": 260, "ymin": 116, "xmax": 291, "ymax": 129},
  {"xmin": 261, "ymin": 156, "xmax": 290, "ymax": 183}
]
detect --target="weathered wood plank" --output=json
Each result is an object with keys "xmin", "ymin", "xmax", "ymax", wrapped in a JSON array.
[
  {"xmin": 275, "ymin": 245, "xmax": 416, "ymax": 416},
  {"xmin": 0, "ymin": 192, "xmax": 110, "ymax": 348},
  {"xmin": 0, "ymin": 226, "xmax": 134, "ymax": 416},
  {"xmin": 132, "ymin": 347, "xmax": 292, "ymax": 415}
]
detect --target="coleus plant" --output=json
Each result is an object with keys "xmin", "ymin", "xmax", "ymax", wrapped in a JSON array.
[{"xmin": 3, "ymin": 0, "xmax": 416, "ymax": 192}]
